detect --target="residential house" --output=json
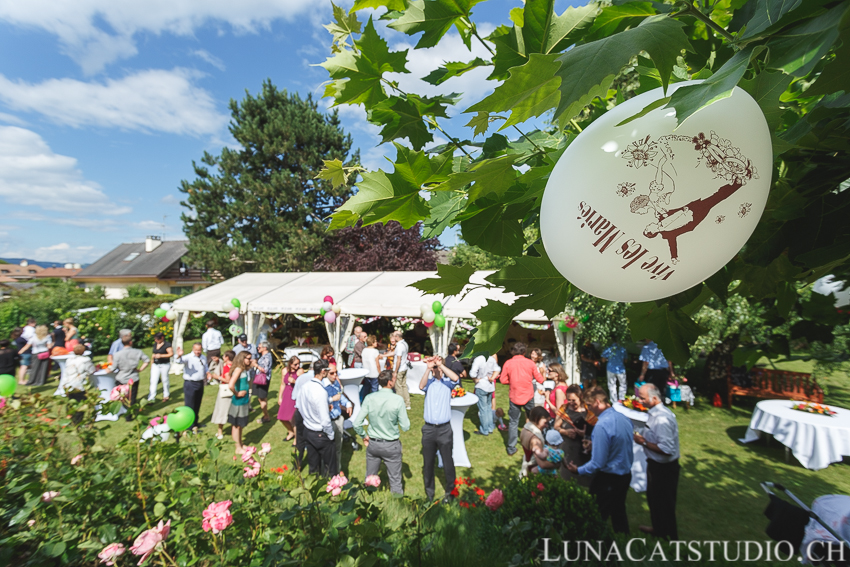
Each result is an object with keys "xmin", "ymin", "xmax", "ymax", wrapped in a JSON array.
[
  {"xmin": 74, "ymin": 237, "xmax": 210, "ymax": 299},
  {"xmin": 30, "ymin": 265, "xmax": 83, "ymax": 282},
  {"xmin": 0, "ymin": 261, "xmax": 44, "ymax": 279}
]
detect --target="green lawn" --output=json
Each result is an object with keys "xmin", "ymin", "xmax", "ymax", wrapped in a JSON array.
[{"xmin": 28, "ymin": 347, "xmax": 850, "ymax": 543}]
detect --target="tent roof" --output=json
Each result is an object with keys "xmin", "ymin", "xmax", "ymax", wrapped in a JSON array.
[{"xmin": 172, "ymin": 271, "xmax": 551, "ymax": 322}]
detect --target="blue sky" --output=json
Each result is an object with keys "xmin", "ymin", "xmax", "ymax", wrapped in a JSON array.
[{"xmin": 0, "ymin": 0, "xmax": 579, "ymax": 264}]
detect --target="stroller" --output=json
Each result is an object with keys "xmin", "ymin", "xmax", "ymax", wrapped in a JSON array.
[{"xmin": 762, "ymin": 482, "xmax": 850, "ymax": 566}]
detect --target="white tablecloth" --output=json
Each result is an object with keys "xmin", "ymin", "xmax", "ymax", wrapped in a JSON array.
[
  {"xmin": 406, "ymin": 361, "xmax": 428, "ymax": 395},
  {"xmin": 282, "ymin": 346, "xmax": 323, "ymax": 365},
  {"xmin": 740, "ymin": 399, "xmax": 850, "ymax": 470},
  {"xmin": 438, "ymin": 392, "xmax": 479, "ymax": 468},
  {"xmin": 801, "ymin": 495, "xmax": 850, "ymax": 563},
  {"xmin": 613, "ymin": 402, "xmax": 649, "ymax": 493},
  {"xmin": 51, "ymin": 354, "xmax": 75, "ymax": 396},
  {"xmin": 92, "ymin": 370, "xmax": 125, "ymax": 421}
]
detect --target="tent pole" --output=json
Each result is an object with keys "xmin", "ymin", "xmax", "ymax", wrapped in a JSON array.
[{"xmin": 173, "ymin": 311, "xmax": 189, "ymax": 355}]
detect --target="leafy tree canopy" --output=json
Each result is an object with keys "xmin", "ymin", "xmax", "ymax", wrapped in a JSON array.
[
  {"xmin": 313, "ymin": 220, "xmax": 441, "ymax": 271},
  {"xmin": 319, "ymin": 0, "xmax": 850, "ymax": 364},
  {"xmin": 180, "ymin": 80, "xmax": 359, "ymax": 278}
]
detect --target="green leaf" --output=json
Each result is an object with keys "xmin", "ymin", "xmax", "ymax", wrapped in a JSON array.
[
  {"xmin": 154, "ymin": 502, "xmax": 167, "ymax": 517},
  {"xmin": 389, "ymin": 0, "xmax": 485, "ymax": 49},
  {"xmin": 488, "ymin": 24, "xmax": 526, "ymax": 80},
  {"xmin": 331, "ymin": 169, "xmax": 429, "ymax": 229},
  {"xmin": 465, "ymin": 111, "xmax": 492, "ymax": 137},
  {"xmin": 43, "ymin": 541, "xmax": 67, "ymax": 558},
  {"xmin": 666, "ymin": 46, "xmax": 758, "ymax": 126},
  {"xmin": 765, "ymin": 4, "xmax": 847, "ymax": 77},
  {"xmin": 554, "ymin": 15, "xmax": 693, "ymax": 122},
  {"xmin": 368, "ymin": 95, "xmax": 437, "ymax": 150},
  {"xmin": 460, "ymin": 206, "xmax": 525, "ymax": 256},
  {"xmin": 585, "ymin": 2, "xmax": 656, "ymax": 40},
  {"xmin": 434, "ymin": 155, "xmax": 520, "ymax": 203},
  {"xmin": 317, "ymin": 159, "xmax": 347, "ymax": 189},
  {"xmin": 470, "ymin": 300, "xmax": 525, "ymax": 355},
  {"xmin": 422, "ymin": 191, "xmax": 466, "ymax": 238},
  {"xmin": 739, "ymin": 0, "xmax": 803, "ymax": 40},
  {"xmin": 801, "ymin": 291, "xmax": 842, "ymax": 326},
  {"xmin": 739, "ymin": 71, "xmax": 794, "ymax": 131},
  {"xmin": 352, "ymin": 0, "xmax": 406, "ymax": 11},
  {"xmin": 523, "ymin": 1, "xmax": 598, "ymax": 55},
  {"xmin": 391, "ymin": 144, "xmax": 454, "ymax": 188},
  {"xmin": 321, "ymin": 18, "xmax": 409, "ymax": 108},
  {"xmin": 411, "ymin": 263, "xmax": 476, "ymax": 295},
  {"xmin": 626, "ymin": 302, "xmax": 704, "ymax": 365},
  {"xmin": 467, "ymin": 53, "xmax": 562, "ymax": 130},
  {"xmin": 486, "ymin": 246, "xmax": 572, "ymax": 318},
  {"xmin": 324, "ymin": 3, "xmax": 363, "ymax": 49},
  {"xmin": 805, "ymin": 26, "xmax": 850, "ymax": 96},
  {"xmin": 422, "ymin": 58, "xmax": 490, "ymax": 85},
  {"xmin": 616, "ymin": 96, "xmax": 670, "ymax": 126}
]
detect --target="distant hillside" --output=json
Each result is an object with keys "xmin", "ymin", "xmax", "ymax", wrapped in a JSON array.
[{"xmin": 0, "ymin": 258, "xmax": 89, "ymax": 269}]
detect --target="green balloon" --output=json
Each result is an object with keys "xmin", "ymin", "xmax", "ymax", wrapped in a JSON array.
[
  {"xmin": 320, "ymin": 307, "xmax": 326, "ymax": 316},
  {"xmin": 557, "ymin": 321, "xmax": 569, "ymax": 332},
  {"xmin": 154, "ymin": 308, "xmax": 166, "ymax": 318},
  {"xmin": 434, "ymin": 313, "xmax": 446, "ymax": 328},
  {"xmin": 168, "ymin": 406, "xmax": 195, "ymax": 432},
  {"xmin": 432, "ymin": 301, "xmax": 443, "ymax": 314},
  {"xmin": 231, "ymin": 298, "xmax": 241, "ymax": 309},
  {"xmin": 0, "ymin": 374, "xmax": 16, "ymax": 397},
  {"xmin": 581, "ymin": 315, "xmax": 590, "ymax": 323}
]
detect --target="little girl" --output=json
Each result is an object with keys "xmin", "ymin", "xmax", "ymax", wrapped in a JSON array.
[{"xmin": 532, "ymin": 430, "xmax": 565, "ymax": 475}]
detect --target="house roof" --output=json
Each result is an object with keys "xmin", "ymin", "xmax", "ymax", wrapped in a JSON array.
[
  {"xmin": 75, "ymin": 241, "xmax": 189, "ymax": 279},
  {"xmin": 0, "ymin": 264, "xmax": 44, "ymax": 277},
  {"xmin": 30, "ymin": 268, "xmax": 82, "ymax": 278}
]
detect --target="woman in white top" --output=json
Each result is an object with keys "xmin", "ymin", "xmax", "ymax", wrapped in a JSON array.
[
  {"xmin": 530, "ymin": 348, "xmax": 547, "ymax": 407},
  {"xmin": 20, "ymin": 325, "xmax": 53, "ymax": 387},
  {"xmin": 360, "ymin": 335, "xmax": 380, "ymax": 402}
]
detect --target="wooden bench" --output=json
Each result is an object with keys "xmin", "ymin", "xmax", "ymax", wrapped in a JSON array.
[{"xmin": 727, "ymin": 367, "xmax": 824, "ymax": 408}]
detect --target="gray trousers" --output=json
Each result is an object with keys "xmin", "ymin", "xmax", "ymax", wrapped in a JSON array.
[
  {"xmin": 331, "ymin": 415, "xmax": 345, "ymax": 474},
  {"xmin": 366, "ymin": 438, "xmax": 404, "ymax": 495},
  {"xmin": 422, "ymin": 422, "xmax": 454, "ymax": 501},
  {"xmin": 508, "ymin": 399, "xmax": 535, "ymax": 451}
]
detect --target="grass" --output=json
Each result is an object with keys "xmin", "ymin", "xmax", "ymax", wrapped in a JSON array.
[{"xmin": 26, "ymin": 345, "xmax": 850, "ymax": 544}]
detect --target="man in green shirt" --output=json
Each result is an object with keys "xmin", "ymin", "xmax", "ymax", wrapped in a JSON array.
[{"xmin": 353, "ymin": 370, "xmax": 410, "ymax": 495}]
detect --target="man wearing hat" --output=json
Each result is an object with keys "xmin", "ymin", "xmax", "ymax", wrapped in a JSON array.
[{"xmin": 233, "ymin": 334, "xmax": 258, "ymax": 359}]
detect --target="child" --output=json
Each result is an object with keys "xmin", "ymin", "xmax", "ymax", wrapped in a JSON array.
[
  {"xmin": 532, "ymin": 430, "xmax": 565, "ymax": 475},
  {"xmin": 495, "ymin": 407, "xmax": 507, "ymax": 431}
]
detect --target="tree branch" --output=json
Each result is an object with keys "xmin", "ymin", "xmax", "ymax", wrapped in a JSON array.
[{"xmin": 672, "ymin": 1, "xmax": 739, "ymax": 49}]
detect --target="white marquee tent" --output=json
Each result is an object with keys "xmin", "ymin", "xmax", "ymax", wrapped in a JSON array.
[{"xmin": 171, "ymin": 271, "xmax": 579, "ymax": 382}]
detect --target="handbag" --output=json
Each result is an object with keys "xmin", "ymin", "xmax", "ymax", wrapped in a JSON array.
[
  {"xmin": 219, "ymin": 383, "xmax": 233, "ymax": 398},
  {"xmin": 253, "ymin": 371, "xmax": 269, "ymax": 386},
  {"xmin": 37, "ymin": 351, "xmax": 51, "ymax": 360}
]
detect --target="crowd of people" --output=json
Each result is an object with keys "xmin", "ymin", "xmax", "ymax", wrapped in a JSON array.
[{"xmin": 4, "ymin": 316, "xmax": 685, "ymax": 540}]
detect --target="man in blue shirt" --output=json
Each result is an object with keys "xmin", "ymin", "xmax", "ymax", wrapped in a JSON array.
[
  {"xmin": 106, "ymin": 329, "xmax": 132, "ymax": 366},
  {"xmin": 639, "ymin": 340, "xmax": 674, "ymax": 392},
  {"xmin": 566, "ymin": 387, "xmax": 634, "ymax": 534},
  {"xmin": 601, "ymin": 342, "xmax": 628, "ymax": 402},
  {"xmin": 419, "ymin": 355, "xmax": 460, "ymax": 502}
]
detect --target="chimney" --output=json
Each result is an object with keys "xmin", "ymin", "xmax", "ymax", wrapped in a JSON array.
[
  {"xmin": 73, "ymin": 263, "xmax": 81, "ymax": 269},
  {"xmin": 20, "ymin": 260, "xmax": 28, "ymax": 266},
  {"xmin": 145, "ymin": 236, "xmax": 162, "ymax": 253},
  {"xmin": 64, "ymin": 263, "xmax": 73, "ymax": 269}
]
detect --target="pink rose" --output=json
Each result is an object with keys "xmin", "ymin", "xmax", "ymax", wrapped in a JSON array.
[
  {"xmin": 0, "ymin": 397, "xmax": 6, "ymax": 409},
  {"xmin": 98, "ymin": 543, "xmax": 126, "ymax": 566},
  {"xmin": 71, "ymin": 455, "xmax": 83, "ymax": 466},
  {"xmin": 484, "ymin": 489, "xmax": 504, "ymax": 512},
  {"xmin": 537, "ymin": 483, "xmax": 545, "ymax": 491},
  {"xmin": 27, "ymin": 519, "xmax": 35, "ymax": 527},
  {"xmin": 259, "ymin": 442, "xmax": 271, "ymax": 457},
  {"xmin": 41, "ymin": 491, "xmax": 60, "ymax": 503},
  {"xmin": 109, "ymin": 384, "xmax": 129, "ymax": 402},
  {"xmin": 326, "ymin": 473, "xmax": 349, "ymax": 496},
  {"xmin": 364, "ymin": 475, "xmax": 381, "ymax": 488},
  {"xmin": 130, "ymin": 519, "xmax": 170, "ymax": 565},
  {"xmin": 241, "ymin": 446, "xmax": 257, "ymax": 462},
  {"xmin": 202, "ymin": 500, "xmax": 233, "ymax": 534},
  {"xmin": 243, "ymin": 458, "xmax": 261, "ymax": 478}
]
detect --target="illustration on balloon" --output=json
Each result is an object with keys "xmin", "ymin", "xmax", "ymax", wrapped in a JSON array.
[{"xmin": 540, "ymin": 82, "xmax": 771, "ymax": 303}]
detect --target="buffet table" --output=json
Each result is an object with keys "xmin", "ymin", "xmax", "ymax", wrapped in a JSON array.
[
  {"xmin": 740, "ymin": 399, "xmax": 850, "ymax": 470},
  {"xmin": 612, "ymin": 402, "xmax": 649, "ymax": 493},
  {"xmin": 405, "ymin": 361, "xmax": 428, "ymax": 395},
  {"xmin": 91, "ymin": 370, "xmax": 125, "ymax": 421},
  {"xmin": 338, "ymin": 368, "xmax": 368, "ymax": 429},
  {"xmin": 437, "ymin": 392, "xmax": 479, "ymax": 468}
]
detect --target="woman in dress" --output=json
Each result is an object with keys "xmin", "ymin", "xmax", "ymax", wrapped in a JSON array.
[
  {"xmin": 320, "ymin": 346, "xmax": 336, "ymax": 367},
  {"xmin": 555, "ymin": 385, "xmax": 594, "ymax": 484},
  {"xmin": 251, "ymin": 341, "xmax": 273, "ymax": 424},
  {"xmin": 63, "ymin": 318, "xmax": 80, "ymax": 350},
  {"xmin": 545, "ymin": 363, "xmax": 569, "ymax": 419},
  {"xmin": 211, "ymin": 350, "xmax": 235, "ymax": 440},
  {"xmin": 529, "ymin": 348, "xmax": 547, "ymax": 408},
  {"xmin": 227, "ymin": 351, "xmax": 253, "ymax": 454},
  {"xmin": 20, "ymin": 325, "xmax": 53, "ymax": 387},
  {"xmin": 277, "ymin": 356, "xmax": 302, "ymax": 443}
]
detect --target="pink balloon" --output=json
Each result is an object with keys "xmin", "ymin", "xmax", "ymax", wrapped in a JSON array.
[
  {"xmin": 228, "ymin": 309, "xmax": 239, "ymax": 321},
  {"xmin": 323, "ymin": 295, "xmax": 334, "ymax": 304},
  {"xmin": 161, "ymin": 317, "xmax": 169, "ymax": 323},
  {"xmin": 323, "ymin": 311, "xmax": 336, "ymax": 324},
  {"xmin": 423, "ymin": 321, "xmax": 434, "ymax": 327}
]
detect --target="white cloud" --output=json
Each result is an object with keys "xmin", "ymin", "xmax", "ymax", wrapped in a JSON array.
[
  {"xmin": 28, "ymin": 242, "xmax": 105, "ymax": 263},
  {"xmin": 161, "ymin": 194, "xmax": 181, "ymax": 204},
  {"xmin": 0, "ymin": 0, "xmax": 332, "ymax": 73},
  {"xmin": 0, "ymin": 69, "xmax": 228, "ymax": 137},
  {"xmin": 39, "ymin": 243, "xmax": 71, "ymax": 251},
  {"xmin": 191, "ymin": 49, "xmax": 226, "ymax": 71},
  {"xmin": 0, "ymin": 126, "xmax": 131, "ymax": 215},
  {"xmin": 0, "ymin": 111, "xmax": 26, "ymax": 126},
  {"xmin": 77, "ymin": 246, "xmax": 94, "ymax": 250}
]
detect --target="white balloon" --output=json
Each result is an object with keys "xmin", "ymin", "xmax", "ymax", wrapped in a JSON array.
[
  {"xmin": 223, "ymin": 301, "xmax": 235, "ymax": 312},
  {"xmin": 322, "ymin": 301, "xmax": 333, "ymax": 312},
  {"xmin": 420, "ymin": 302, "xmax": 432, "ymax": 315},
  {"xmin": 332, "ymin": 304, "xmax": 341, "ymax": 314},
  {"xmin": 422, "ymin": 310, "xmax": 436, "ymax": 323},
  {"xmin": 160, "ymin": 303, "xmax": 171, "ymax": 310},
  {"xmin": 165, "ymin": 309, "xmax": 177, "ymax": 320},
  {"xmin": 540, "ymin": 81, "xmax": 772, "ymax": 302}
]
